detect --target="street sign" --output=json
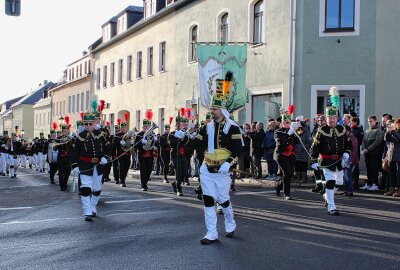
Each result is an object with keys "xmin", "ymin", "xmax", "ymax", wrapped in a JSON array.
[{"xmin": 5, "ymin": 0, "xmax": 21, "ymax": 16}]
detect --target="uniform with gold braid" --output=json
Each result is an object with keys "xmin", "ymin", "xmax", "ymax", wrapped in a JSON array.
[
  {"xmin": 53, "ymin": 118, "xmax": 73, "ymax": 191},
  {"xmin": 192, "ymin": 71, "xmax": 242, "ymax": 245}
]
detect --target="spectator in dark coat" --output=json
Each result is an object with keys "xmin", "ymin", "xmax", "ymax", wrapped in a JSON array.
[
  {"xmin": 350, "ymin": 117, "xmax": 364, "ymax": 189},
  {"xmin": 262, "ymin": 119, "xmax": 278, "ymax": 180},
  {"xmin": 293, "ymin": 116, "xmax": 311, "ymax": 183},
  {"xmin": 249, "ymin": 122, "xmax": 265, "ymax": 179},
  {"xmin": 239, "ymin": 123, "xmax": 252, "ymax": 178},
  {"xmin": 383, "ymin": 120, "xmax": 400, "ymax": 197}
]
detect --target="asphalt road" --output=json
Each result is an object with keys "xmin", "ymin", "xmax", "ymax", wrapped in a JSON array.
[{"xmin": 0, "ymin": 168, "xmax": 399, "ymax": 270}]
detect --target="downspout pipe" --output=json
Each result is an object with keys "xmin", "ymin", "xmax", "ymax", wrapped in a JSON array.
[{"xmin": 288, "ymin": 0, "xmax": 295, "ymax": 105}]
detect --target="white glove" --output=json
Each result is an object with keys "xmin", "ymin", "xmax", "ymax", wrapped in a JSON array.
[
  {"xmin": 153, "ymin": 136, "xmax": 158, "ymax": 142},
  {"xmin": 1, "ymin": 144, "xmax": 5, "ymax": 147},
  {"xmin": 94, "ymin": 124, "xmax": 101, "ymax": 130},
  {"xmin": 4, "ymin": 147, "xmax": 8, "ymax": 150},
  {"xmin": 287, "ymin": 127, "xmax": 295, "ymax": 135},
  {"xmin": 311, "ymin": 163, "xmax": 319, "ymax": 170},
  {"xmin": 141, "ymin": 138, "xmax": 148, "ymax": 145},
  {"xmin": 72, "ymin": 167, "xmax": 80, "ymax": 175},
  {"xmin": 218, "ymin": 162, "xmax": 231, "ymax": 174},
  {"xmin": 120, "ymin": 140, "xmax": 126, "ymax": 146},
  {"xmin": 342, "ymin": 153, "xmax": 349, "ymax": 160},
  {"xmin": 100, "ymin": 157, "xmax": 108, "ymax": 165},
  {"xmin": 174, "ymin": 130, "xmax": 185, "ymax": 139}
]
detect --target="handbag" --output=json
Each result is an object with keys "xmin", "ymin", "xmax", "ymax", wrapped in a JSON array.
[{"xmin": 382, "ymin": 159, "xmax": 389, "ymax": 172}]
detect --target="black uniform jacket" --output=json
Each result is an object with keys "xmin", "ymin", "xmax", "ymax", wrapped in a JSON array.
[
  {"xmin": 310, "ymin": 125, "xmax": 351, "ymax": 171},
  {"xmin": 192, "ymin": 119, "xmax": 242, "ymax": 165},
  {"xmin": 273, "ymin": 128, "xmax": 300, "ymax": 160},
  {"xmin": 70, "ymin": 130, "xmax": 110, "ymax": 176}
]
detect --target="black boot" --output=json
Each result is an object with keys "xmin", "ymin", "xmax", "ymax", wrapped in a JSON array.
[{"xmin": 311, "ymin": 183, "xmax": 323, "ymax": 193}]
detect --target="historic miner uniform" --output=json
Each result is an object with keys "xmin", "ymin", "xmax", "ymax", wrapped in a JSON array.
[
  {"xmin": 70, "ymin": 111, "xmax": 110, "ymax": 221},
  {"xmin": 47, "ymin": 126, "xmax": 59, "ymax": 184},
  {"xmin": 0, "ymin": 131, "xmax": 10, "ymax": 175},
  {"xmin": 112, "ymin": 120, "xmax": 131, "ymax": 187},
  {"xmin": 134, "ymin": 114, "xmax": 157, "ymax": 191},
  {"xmin": 112, "ymin": 121, "xmax": 121, "ymax": 184},
  {"xmin": 169, "ymin": 117, "xmax": 191, "ymax": 196},
  {"xmin": 159, "ymin": 123, "xmax": 172, "ymax": 183},
  {"xmin": 36, "ymin": 133, "xmax": 47, "ymax": 172},
  {"xmin": 8, "ymin": 133, "xmax": 22, "ymax": 178},
  {"xmin": 54, "ymin": 124, "xmax": 73, "ymax": 191},
  {"xmin": 191, "ymin": 72, "xmax": 242, "ymax": 244},
  {"xmin": 310, "ymin": 106, "xmax": 351, "ymax": 215}
]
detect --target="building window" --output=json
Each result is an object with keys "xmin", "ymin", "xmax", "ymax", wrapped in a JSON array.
[
  {"xmin": 63, "ymin": 100, "xmax": 65, "ymax": 115},
  {"xmin": 136, "ymin": 110, "xmax": 141, "ymax": 130},
  {"xmin": 68, "ymin": 96, "xmax": 71, "ymax": 113},
  {"xmin": 325, "ymin": 0, "xmax": 355, "ymax": 32},
  {"xmin": 76, "ymin": 94, "xmax": 80, "ymax": 113},
  {"xmin": 103, "ymin": 65, "xmax": 108, "ymax": 88},
  {"xmin": 86, "ymin": 91, "xmax": 90, "ymax": 110},
  {"xmin": 110, "ymin": 62, "xmax": 115, "ymax": 87},
  {"xmin": 252, "ymin": 93, "xmax": 282, "ymax": 123},
  {"xmin": 137, "ymin": 51, "xmax": 142, "ymax": 79},
  {"xmin": 147, "ymin": 47, "xmax": 153, "ymax": 76},
  {"xmin": 76, "ymin": 66, "xmax": 79, "ymax": 78},
  {"xmin": 127, "ymin": 55, "xmax": 132, "ymax": 81},
  {"xmin": 253, "ymin": 0, "xmax": 264, "ymax": 44},
  {"xmin": 56, "ymin": 102, "xmax": 59, "ymax": 116},
  {"xmin": 88, "ymin": 60, "xmax": 91, "ymax": 73},
  {"xmin": 69, "ymin": 70, "xmax": 71, "ymax": 81},
  {"xmin": 220, "ymin": 13, "xmax": 229, "ymax": 43},
  {"xmin": 84, "ymin": 61, "xmax": 87, "ymax": 74},
  {"xmin": 72, "ymin": 68, "xmax": 75, "ymax": 80},
  {"xmin": 118, "ymin": 59, "xmax": 123, "ymax": 84},
  {"xmin": 96, "ymin": 68, "xmax": 100, "ymax": 89},
  {"xmin": 189, "ymin": 25, "xmax": 198, "ymax": 62},
  {"xmin": 72, "ymin": 95, "xmax": 75, "ymax": 113},
  {"xmin": 48, "ymin": 112, "xmax": 50, "ymax": 125},
  {"xmin": 159, "ymin": 42, "xmax": 166, "ymax": 72},
  {"xmin": 81, "ymin": 93, "xmax": 84, "ymax": 112},
  {"xmin": 80, "ymin": 63, "xmax": 83, "ymax": 76}
]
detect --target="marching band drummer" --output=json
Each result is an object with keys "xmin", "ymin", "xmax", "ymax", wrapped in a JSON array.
[{"xmin": 70, "ymin": 110, "xmax": 110, "ymax": 221}]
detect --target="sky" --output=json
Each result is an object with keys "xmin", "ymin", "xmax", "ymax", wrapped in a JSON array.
[{"xmin": 0, "ymin": 0, "xmax": 143, "ymax": 103}]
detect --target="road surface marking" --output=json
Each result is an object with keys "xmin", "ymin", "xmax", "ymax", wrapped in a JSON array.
[
  {"xmin": 0, "ymin": 207, "xmax": 33, "ymax": 211},
  {"xmin": 104, "ymin": 197, "xmax": 174, "ymax": 204},
  {"xmin": 235, "ymin": 190, "xmax": 276, "ymax": 195}
]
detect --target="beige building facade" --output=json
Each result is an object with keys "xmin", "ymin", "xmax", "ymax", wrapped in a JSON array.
[
  {"xmin": 92, "ymin": 0, "xmax": 289, "ymax": 130},
  {"xmin": 33, "ymin": 96, "xmax": 51, "ymax": 138},
  {"xmin": 50, "ymin": 54, "xmax": 92, "ymax": 131}
]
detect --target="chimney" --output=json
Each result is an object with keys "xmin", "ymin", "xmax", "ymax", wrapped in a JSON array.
[
  {"xmin": 43, "ymin": 80, "xmax": 48, "ymax": 85},
  {"xmin": 82, "ymin": 51, "xmax": 88, "ymax": 56}
]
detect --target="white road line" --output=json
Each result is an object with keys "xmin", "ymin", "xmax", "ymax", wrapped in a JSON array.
[
  {"xmin": 0, "ymin": 207, "xmax": 33, "ymax": 211},
  {"xmin": 235, "ymin": 190, "xmax": 276, "ymax": 195},
  {"xmin": 104, "ymin": 197, "xmax": 174, "ymax": 204}
]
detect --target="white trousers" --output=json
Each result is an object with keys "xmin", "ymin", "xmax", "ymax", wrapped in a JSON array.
[
  {"xmin": 8, "ymin": 155, "xmax": 19, "ymax": 177},
  {"xmin": 1, "ymin": 153, "xmax": 8, "ymax": 174},
  {"xmin": 37, "ymin": 153, "xmax": 44, "ymax": 171},
  {"xmin": 20, "ymin": 155, "xmax": 27, "ymax": 167},
  {"xmin": 200, "ymin": 164, "xmax": 236, "ymax": 240},
  {"xmin": 28, "ymin": 156, "xmax": 34, "ymax": 166},
  {"xmin": 322, "ymin": 168, "xmax": 344, "ymax": 211},
  {"xmin": 80, "ymin": 166, "xmax": 103, "ymax": 216}
]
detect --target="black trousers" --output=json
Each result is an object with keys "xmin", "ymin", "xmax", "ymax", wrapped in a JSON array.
[
  {"xmin": 57, "ymin": 158, "xmax": 70, "ymax": 190},
  {"xmin": 276, "ymin": 155, "xmax": 295, "ymax": 196},
  {"xmin": 172, "ymin": 156, "xmax": 188, "ymax": 192},
  {"xmin": 252, "ymin": 155, "xmax": 262, "ymax": 177},
  {"xmin": 161, "ymin": 154, "xmax": 170, "ymax": 180},
  {"xmin": 139, "ymin": 155, "xmax": 153, "ymax": 188},
  {"xmin": 49, "ymin": 162, "xmax": 58, "ymax": 183},
  {"xmin": 103, "ymin": 162, "xmax": 112, "ymax": 179},
  {"xmin": 365, "ymin": 154, "xmax": 380, "ymax": 185},
  {"xmin": 112, "ymin": 159, "xmax": 120, "ymax": 181},
  {"xmin": 118, "ymin": 155, "xmax": 131, "ymax": 184}
]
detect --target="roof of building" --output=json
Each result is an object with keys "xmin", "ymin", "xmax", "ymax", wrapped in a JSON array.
[
  {"xmin": 1, "ymin": 95, "xmax": 25, "ymax": 111},
  {"xmin": 11, "ymin": 81, "xmax": 54, "ymax": 108},
  {"xmin": 116, "ymin": 5, "xmax": 144, "ymax": 17},
  {"xmin": 101, "ymin": 16, "xmax": 117, "ymax": 27},
  {"xmin": 93, "ymin": 0, "xmax": 195, "ymax": 53},
  {"xmin": 32, "ymin": 97, "xmax": 51, "ymax": 109}
]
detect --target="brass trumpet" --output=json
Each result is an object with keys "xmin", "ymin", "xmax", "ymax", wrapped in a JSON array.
[{"xmin": 143, "ymin": 122, "xmax": 158, "ymax": 150}]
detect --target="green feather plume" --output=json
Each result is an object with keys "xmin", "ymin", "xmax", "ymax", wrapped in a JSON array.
[
  {"xmin": 329, "ymin": 86, "xmax": 340, "ymax": 108},
  {"xmin": 91, "ymin": 99, "xmax": 98, "ymax": 113}
]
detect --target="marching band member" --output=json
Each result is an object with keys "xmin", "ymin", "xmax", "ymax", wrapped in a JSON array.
[
  {"xmin": 134, "ymin": 110, "xmax": 157, "ymax": 191},
  {"xmin": 36, "ymin": 132, "xmax": 47, "ymax": 173},
  {"xmin": 190, "ymin": 72, "xmax": 242, "ymax": 244},
  {"xmin": 112, "ymin": 114, "xmax": 131, "ymax": 187},
  {"xmin": 8, "ymin": 132, "xmax": 22, "ymax": 178},
  {"xmin": 54, "ymin": 122, "xmax": 73, "ymax": 191},
  {"xmin": 48, "ymin": 123, "xmax": 59, "ymax": 184},
  {"xmin": 311, "ymin": 102, "xmax": 351, "ymax": 215},
  {"xmin": 0, "ymin": 131, "xmax": 10, "ymax": 176},
  {"xmin": 70, "ymin": 109, "xmax": 110, "ymax": 221},
  {"xmin": 159, "ymin": 118, "xmax": 173, "ymax": 184},
  {"xmin": 112, "ymin": 119, "xmax": 121, "ymax": 184}
]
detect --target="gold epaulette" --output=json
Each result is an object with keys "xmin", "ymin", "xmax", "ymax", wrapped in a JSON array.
[{"xmin": 232, "ymin": 134, "xmax": 242, "ymax": 140}]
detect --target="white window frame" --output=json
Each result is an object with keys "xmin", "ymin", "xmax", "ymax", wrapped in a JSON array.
[
  {"xmin": 147, "ymin": 47, "xmax": 154, "ymax": 76},
  {"xmin": 248, "ymin": 0, "xmax": 265, "ymax": 46},
  {"xmin": 311, "ymin": 85, "xmax": 365, "ymax": 127},
  {"xmin": 319, "ymin": 0, "xmax": 360, "ymax": 37},
  {"xmin": 137, "ymin": 51, "xmax": 143, "ymax": 79},
  {"xmin": 159, "ymin": 41, "xmax": 166, "ymax": 72},
  {"xmin": 188, "ymin": 23, "xmax": 199, "ymax": 64},
  {"xmin": 216, "ymin": 9, "xmax": 231, "ymax": 43}
]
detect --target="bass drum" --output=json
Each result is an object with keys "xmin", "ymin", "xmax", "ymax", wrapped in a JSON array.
[{"xmin": 47, "ymin": 143, "xmax": 58, "ymax": 163}]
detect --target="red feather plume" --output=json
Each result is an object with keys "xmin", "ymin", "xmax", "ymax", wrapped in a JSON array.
[
  {"xmin": 105, "ymin": 121, "xmax": 110, "ymax": 126},
  {"xmin": 98, "ymin": 100, "xmax": 106, "ymax": 112},
  {"xmin": 124, "ymin": 112, "xmax": 129, "ymax": 122},
  {"xmin": 179, "ymin": 107, "xmax": 185, "ymax": 117},
  {"xmin": 79, "ymin": 112, "xmax": 84, "ymax": 120},
  {"xmin": 51, "ymin": 122, "xmax": 58, "ymax": 130},
  {"xmin": 64, "ymin": 115, "xmax": 70, "ymax": 125},
  {"xmin": 169, "ymin": 116, "xmax": 173, "ymax": 125},
  {"xmin": 145, "ymin": 109, "xmax": 153, "ymax": 121},
  {"xmin": 305, "ymin": 118, "xmax": 310, "ymax": 122},
  {"xmin": 116, "ymin": 118, "xmax": 122, "ymax": 125},
  {"xmin": 288, "ymin": 105, "xmax": 295, "ymax": 115}
]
